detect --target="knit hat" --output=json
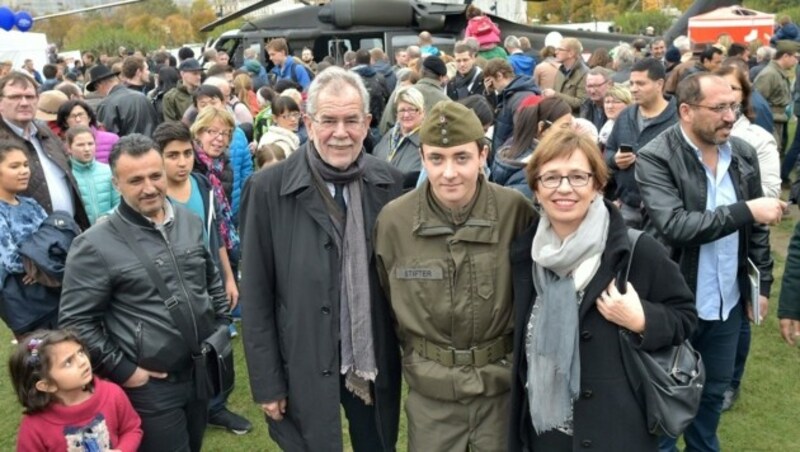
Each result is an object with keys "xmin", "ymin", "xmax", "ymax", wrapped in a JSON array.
[
  {"xmin": 420, "ymin": 100, "xmax": 484, "ymax": 148},
  {"xmin": 422, "ymin": 55, "xmax": 447, "ymax": 77},
  {"xmin": 665, "ymin": 46, "xmax": 681, "ymax": 64},
  {"xmin": 244, "ymin": 60, "xmax": 263, "ymax": 75}
]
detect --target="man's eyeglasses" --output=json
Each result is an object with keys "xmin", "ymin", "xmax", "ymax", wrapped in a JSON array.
[
  {"xmin": 586, "ymin": 81, "xmax": 610, "ymax": 89},
  {"xmin": 1, "ymin": 94, "xmax": 37, "ymax": 103},
  {"xmin": 687, "ymin": 103, "xmax": 741, "ymax": 115},
  {"xmin": 537, "ymin": 172, "xmax": 593, "ymax": 189},
  {"xmin": 69, "ymin": 112, "xmax": 88, "ymax": 120}
]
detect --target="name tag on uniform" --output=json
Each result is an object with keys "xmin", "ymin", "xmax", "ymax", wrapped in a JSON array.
[{"xmin": 396, "ymin": 267, "xmax": 443, "ymax": 280}]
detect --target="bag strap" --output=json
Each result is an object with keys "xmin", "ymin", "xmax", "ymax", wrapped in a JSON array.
[
  {"xmin": 619, "ymin": 229, "xmax": 644, "ymax": 294},
  {"xmin": 108, "ymin": 213, "xmax": 202, "ymax": 355}
]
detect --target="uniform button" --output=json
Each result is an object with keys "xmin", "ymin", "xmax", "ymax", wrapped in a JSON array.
[
  {"xmin": 581, "ymin": 389, "xmax": 593, "ymax": 399},
  {"xmin": 322, "ymin": 370, "xmax": 332, "ymax": 376},
  {"xmin": 581, "ymin": 439, "xmax": 592, "ymax": 448},
  {"xmin": 321, "ymin": 306, "xmax": 331, "ymax": 314},
  {"xmin": 580, "ymin": 330, "xmax": 592, "ymax": 341}
]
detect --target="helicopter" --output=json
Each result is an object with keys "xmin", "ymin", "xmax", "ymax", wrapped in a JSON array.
[{"xmin": 201, "ymin": 0, "xmax": 739, "ymax": 69}]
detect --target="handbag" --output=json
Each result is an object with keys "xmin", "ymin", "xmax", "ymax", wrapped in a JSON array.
[
  {"xmin": 109, "ymin": 214, "xmax": 233, "ymax": 400},
  {"xmin": 617, "ymin": 229, "xmax": 705, "ymax": 438}
]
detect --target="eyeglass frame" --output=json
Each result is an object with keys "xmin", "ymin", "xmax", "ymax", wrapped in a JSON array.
[
  {"xmin": 686, "ymin": 103, "xmax": 741, "ymax": 115},
  {"xmin": 536, "ymin": 171, "xmax": 594, "ymax": 189}
]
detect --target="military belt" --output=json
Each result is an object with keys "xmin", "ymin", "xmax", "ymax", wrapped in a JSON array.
[{"xmin": 410, "ymin": 334, "xmax": 513, "ymax": 368}]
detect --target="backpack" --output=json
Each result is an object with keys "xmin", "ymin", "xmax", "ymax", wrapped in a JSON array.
[
  {"xmin": 361, "ymin": 73, "xmax": 388, "ymax": 128},
  {"xmin": 290, "ymin": 57, "xmax": 315, "ymax": 85}
]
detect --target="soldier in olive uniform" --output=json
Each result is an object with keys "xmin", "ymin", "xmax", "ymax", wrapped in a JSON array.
[{"xmin": 375, "ymin": 100, "xmax": 535, "ymax": 451}]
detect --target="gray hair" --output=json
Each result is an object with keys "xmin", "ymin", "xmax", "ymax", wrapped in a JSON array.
[
  {"xmin": 243, "ymin": 48, "xmax": 258, "ymax": 60},
  {"xmin": 613, "ymin": 44, "xmax": 635, "ymax": 65},
  {"xmin": 673, "ymin": 35, "xmax": 691, "ymax": 53},
  {"xmin": 306, "ymin": 66, "xmax": 369, "ymax": 118},
  {"xmin": 202, "ymin": 76, "xmax": 228, "ymax": 89},
  {"xmin": 588, "ymin": 66, "xmax": 613, "ymax": 81},
  {"xmin": 756, "ymin": 45, "xmax": 775, "ymax": 61},
  {"xmin": 504, "ymin": 35, "xmax": 521, "ymax": 50}
]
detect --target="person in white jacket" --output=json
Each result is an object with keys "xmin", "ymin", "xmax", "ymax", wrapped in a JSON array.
[
  {"xmin": 257, "ymin": 96, "xmax": 300, "ymax": 158},
  {"xmin": 718, "ymin": 65, "xmax": 781, "ymax": 199}
]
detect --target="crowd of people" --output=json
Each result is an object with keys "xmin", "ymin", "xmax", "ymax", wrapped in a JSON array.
[{"xmin": 1, "ymin": 4, "xmax": 800, "ymax": 451}]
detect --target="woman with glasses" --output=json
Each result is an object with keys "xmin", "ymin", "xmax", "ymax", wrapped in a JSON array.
[
  {"xmin": 715, "ymin": 65, "xmax": 781, "ymax": 198},
  {"xmin": 56, "ymin": 100, "xmax": 119, "ymax": 164},
  {"xmin": 373, "ymin": 87, "xmax": 425, "ymax": 181},
  {"xmin": 508, "ymin": 128, "xmax": 696, "ymax": 452},
  {"xmin": 598, "ymin": 84, "xmax": 632, "ymax": 150},
  {"xmin": 257, "ymin": 96, "xmax": 301, "ymax": 159},
  {"xmin": 491, "ymin": 97, "xmax": 572, "ymax": 199}
]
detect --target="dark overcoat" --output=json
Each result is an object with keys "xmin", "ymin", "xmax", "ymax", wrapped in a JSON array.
[
  {"xmin": 239, "ymin": 144, "xmax": 403, "ymax": 451},
  {"xmin": 508, "ymin": 202, "xmax": 697, "ymax": 452}
]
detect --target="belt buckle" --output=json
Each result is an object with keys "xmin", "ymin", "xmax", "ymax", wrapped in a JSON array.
[{"xmin": 452, "ymin": 348, "xmax": 474, "ymax": 366}]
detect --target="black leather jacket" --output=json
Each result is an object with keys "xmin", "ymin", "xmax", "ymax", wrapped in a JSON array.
[
  {"xmin": 60, "ymin": 200, "xmax": 230, "ymax": 385},
  {"xmin": 635, "ymin": 124, "xmax": 773, "ymax": 300}
]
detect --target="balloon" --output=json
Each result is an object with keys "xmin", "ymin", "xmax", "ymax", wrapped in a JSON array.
[
  {"xmin": 0, "ymin": 7, "xmax": 15, "ymax": 31},
  {"xmin": 15, "ymin": 11, "xmax": 33, "ymax": 32}
]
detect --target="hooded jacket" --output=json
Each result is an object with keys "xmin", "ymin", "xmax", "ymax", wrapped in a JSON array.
[
  {"xmin": 493, "ymin": 76, "xmax": 541, "ymax": 151},
  {"xmin": 508, "ymin": 52, "xmax": 536, "ymax": 77}
]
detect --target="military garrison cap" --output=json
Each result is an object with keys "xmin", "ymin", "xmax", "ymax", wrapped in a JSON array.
[
  {"xmin": 775, "ymin": 40, "xmax": 800, "ymax": 55},
  {"xmin": 420, "ymin": 100, "xmax": 485, "ymax": 148}
]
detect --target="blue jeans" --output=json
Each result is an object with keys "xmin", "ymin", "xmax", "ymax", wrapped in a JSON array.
[
  {"xmin": 660, "ymin": 302, "xmax": 742, "ymax": 452},
  {"xmin": 780, "ymin": 116, "xmax": 800, "ymax": 181}
]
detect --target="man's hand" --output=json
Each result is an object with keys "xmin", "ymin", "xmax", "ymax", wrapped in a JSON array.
[
  {"xmin": 122, "ymin": 367, "xmax": 168, "ymax": 388},
  {"xmin": 597, "ymin": 280, "xmax": 646, "ymax": 333},
  {"xmin": 779, "ymin": 318, "xmax": 800, "ymax": 346},
  {"xmin": 262, "ymin": 398, "xmax": 287, "ymax": 421},
  {"xmin": 746, "ymin": 295, "xmax": 768, "ymax": 324},
  {"xmin": 225, "ymin": 278, "xmax": 239, "ymax": 310},
  {"xmin": 542, "ymin": 88, "xmax": 556, "ymax": 98},
  {"xmin": 746, "ymin": 197, "xmax": 787, "ymax": 225},
  {"xmin": 614, "ymin": 150, "xmax": 637, "ymax": 170}
]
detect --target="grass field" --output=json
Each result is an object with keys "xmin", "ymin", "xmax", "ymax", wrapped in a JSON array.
[{"xmin": 0, "ymin": 122, "xmax": 799, "ymax": 451}]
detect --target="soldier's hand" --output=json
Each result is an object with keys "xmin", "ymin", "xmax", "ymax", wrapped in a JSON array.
[
  {"xmin": 597, "ymin": 280, "xmax": 645, "ymax": 334},
  {"xmin": 614, "ymin": 150, "xmax": 636, "ymax": 170},
  {"xmin": 779, "ymin": 318, "xmax": 800, "ymax": 346},
  {"xmin": 746, "ymin": 197, "xmax": 787, "ymax": 225},
  {"xmin": 262, "ymin": 398, "xmax": 287, "ymax": 421}
]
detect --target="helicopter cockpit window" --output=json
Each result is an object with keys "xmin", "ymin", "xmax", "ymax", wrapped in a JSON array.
[
  {"xmin": 391, "ymin": 34, "xmax": 456, "ymax": 56},
  {"xmin": 328, "ymin": 39, "xmax": 352, "ymax": 60},
  {"xmin": 359, "ymin": 38, "xmax": 383, "ymax": 52}
]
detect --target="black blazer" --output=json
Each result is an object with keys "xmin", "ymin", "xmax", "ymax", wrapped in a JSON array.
[{"xmin": 508, "ymin": 201, "xmax": 697, "ymax": 452}]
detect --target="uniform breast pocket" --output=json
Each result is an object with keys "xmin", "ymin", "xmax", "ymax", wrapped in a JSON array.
[
  {"xmin": 471, "ymin": 251, "xmax": 496, "ymax": 301},
  {"xmin": 389, "ymin": 258, "xmax": 451, "ymax": 325}
]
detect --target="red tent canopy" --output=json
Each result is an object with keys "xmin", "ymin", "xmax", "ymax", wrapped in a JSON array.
[{"xmin": 688, "ymin": 6, "xmax": 774, "ymax": 44}]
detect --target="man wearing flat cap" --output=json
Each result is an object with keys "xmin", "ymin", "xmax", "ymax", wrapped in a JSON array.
[
  {"xmin": 375, "ymin": 100, "xmax": 534, "ymax": 451},
  {"xmin": 753, "ymin": 40, "xmax": 800, "ymax": 151},
  {"xmin": 379, "ymin": 55, "xmax": 449, "ymax": 134},
  {"xmin": 90, "ymin": 64, "xmax": 158, "ymax": 137}
]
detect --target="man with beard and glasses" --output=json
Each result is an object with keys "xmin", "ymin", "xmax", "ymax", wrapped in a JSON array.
[
  {"xmin": 635, "ymin": 73, "xmax": 785, "ymax": 452},
  {"xmin": 239, "ymin": 67, "xmax": 403, "ymax": 451}
]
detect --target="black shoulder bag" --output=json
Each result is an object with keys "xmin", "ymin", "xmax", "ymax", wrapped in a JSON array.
[
  {"xmin": 618, "ymin": 229, "xmax": 706, "ymax": 438},
  {"xmin": 109, "ymin": 214, "xmax": 233, "ymax": 400}
]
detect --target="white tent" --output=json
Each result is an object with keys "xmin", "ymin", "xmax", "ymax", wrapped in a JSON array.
[{"xmin": 0, "ymin": 30, "xmax": 49, "ymax": 73}]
